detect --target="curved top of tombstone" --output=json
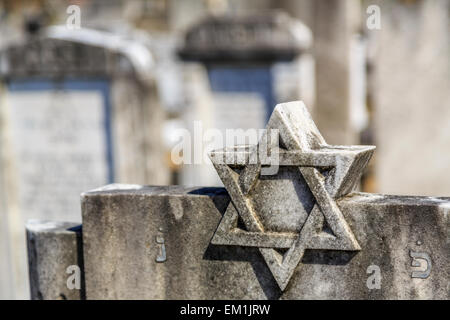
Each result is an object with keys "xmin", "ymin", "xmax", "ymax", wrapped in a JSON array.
[
  {"xmin": 178, "ymin": 11, "xmax": 312, "ymax": 63},
  {"xmin": 0, "ymin": 26, "xmax": 154, "ymax": 83}
]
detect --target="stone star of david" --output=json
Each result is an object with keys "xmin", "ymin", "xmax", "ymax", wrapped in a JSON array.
[{"xmin": 209, "ymin": 101, "xmax": 375, "ymax": 290}]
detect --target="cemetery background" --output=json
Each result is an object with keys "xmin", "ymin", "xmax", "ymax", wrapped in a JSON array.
[{"xmin": 0, "ymin": 0, "xmax": 448, "ymax": 299}]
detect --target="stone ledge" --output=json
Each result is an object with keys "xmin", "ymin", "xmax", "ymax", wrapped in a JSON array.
[
  {"xmin": 80, "ymin": 185, "xmax": 449, "ymax": 299},
  {"xmin": 26, "ymin": 220, "xmax": 84, "ymax": 300}
]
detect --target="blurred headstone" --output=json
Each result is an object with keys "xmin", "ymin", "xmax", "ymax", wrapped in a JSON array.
[
  {"xmin": 312, "ymin": 0, "xmax": 364, "ymax": 146},
  {"xmin": 0, "ymin": 26, "xmax": 168, "ymax": 299},
  {"xmin": 177, "ymin": 11, "xmax": 313, "ymax": 186},
  {"xmin": 179, "ymin": 11, "xmax": 312, "ymax": 122},
  {"xmin": 368, "ymin": 0, "xmax": 450, "ymax": 196},
  {"xmin": 26, "ymin": 220, "xmax": 84, "ymax": 300}
]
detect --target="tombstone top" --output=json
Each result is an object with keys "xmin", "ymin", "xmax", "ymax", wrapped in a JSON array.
[
  {"xmin": 178, "ymin": 11, "xmax": 312, "ymax": 63},
  {"xmin": 0, "ymin": 26, "xmax": 154, "ymax": 82},
  {"xmin": 208, "ymin": 101, "xmax": 375, "ymax": 290},
  {"xmin": 26, "ymin": 219, "xmax": 80, "ymax": 234}
]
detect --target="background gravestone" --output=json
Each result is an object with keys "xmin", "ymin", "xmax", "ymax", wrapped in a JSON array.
[
  {"xmin": 0, "ymin": 26, "xmax": 169, "ymax": 299},
  {"xmin": 367, "ymin": 0, "xmax": 450, "ymax": 196},
  {"xmin": 177, "ymin": 11, "xmax": 314, "ymax": 186}
]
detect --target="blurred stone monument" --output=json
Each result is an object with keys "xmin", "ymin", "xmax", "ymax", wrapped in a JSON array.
[
  {"xmin": 312, "ymin": 0, "xmax": 366, "ymax": 146},
  {"xmin": 0, "ymin": 26, "xmax": 169, "ymax": 299},
  {"xmin": 27, "ymin": 101, "xmax": 449, "ymax": 300},
  {"xmin": 367, "ymin": 0, "xmax": 450, "ymax": 196},
  {"xmin": 177, "ymin": 11, "xmax": 314, "ymax": 186}
]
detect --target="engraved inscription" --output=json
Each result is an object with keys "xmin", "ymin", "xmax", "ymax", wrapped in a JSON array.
[
  {"xmin": 155, "ymin": 234, "xmax": 166, "ymax": 263},
  {"xmin": 410, "ymin": 250, "xmax": 431, "ymax": 279}
]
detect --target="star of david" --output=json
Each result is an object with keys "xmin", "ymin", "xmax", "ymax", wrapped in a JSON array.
[{"xmin": 209, "ymin": 101, "xmax": 375, "ymax": 290}]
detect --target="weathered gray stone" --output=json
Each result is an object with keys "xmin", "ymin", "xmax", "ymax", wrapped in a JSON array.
[
  {"xmin": 79, "ymin": 101, "xmax": 449, "ymax": 299},
  {"xmin": 312, "ymin": 0, "xmax": 362, "ymax": 146},
  {"xmin": 0, "ymin": 26, "xmax": 168, "ymax": 299},
  {"xmin": 208, "ymin": 101, "xmax": 375, "ymax": 290},
  {"xmin": 26, "ymin": 220, "xmax": 84, "ymax": 300},
  {"xmin": 367, "ymin": 0, "xmax": 450, "ymax": 196},
  {"xmin": 178, "ymin": 11, "xmax": 312, "ymax": 62},
  {"xmin": 81, "ymin": 185, "xmax": 449, "ymax": 299}
]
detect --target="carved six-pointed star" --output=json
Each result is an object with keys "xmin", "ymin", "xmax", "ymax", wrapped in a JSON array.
[{"xmin": 208, "ymin": 101, "xmax": 376, "ymax": 291}]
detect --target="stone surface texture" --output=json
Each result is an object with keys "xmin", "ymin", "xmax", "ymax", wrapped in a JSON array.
[
  {"xmin": 79, "ymin": 101, "xmax": 448, "ymax": 299},
  {"xmin": 81, "ymin": 184, "xmax": 449, "ymax": 299},
  {"xmin": 26, "ymin": 220, "xmax": 84, "ymax": 300},
  {"xmin": 36, "ymin": 100, "xmax": 450, "ymax": 299},
  {"xmin": 178, "ymin": 11, "xmax": 312, "ymax": 62},
  {"xmin": 208, "ymin": 101, "xmax": 375, "ymax": 290}
]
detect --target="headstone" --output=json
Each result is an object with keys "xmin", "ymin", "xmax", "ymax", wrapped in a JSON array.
[
  {"xmin": 368, "ymin": 0, "xmax": 450, "ymax": 196},
  {"xmin": 0, "ymin": 26, "xmax": 169, "ymax": 299},
  {"xmin": 26, "ymin": 220, "xmax": 84, "ymax": 300},
  {"xmin": 312, "ymin": 0, "xmax": 364, "ymax": 146},
  {"xmin": 177, "ymin": 12, "xmax": 313, "ymax": 186},
  {"xmin": 29, "ymin": 100, "xmax": 449, "ymax": 299}
]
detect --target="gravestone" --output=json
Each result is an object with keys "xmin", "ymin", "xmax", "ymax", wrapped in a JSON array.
[
  {"xmin": 0, "ymin": 26, "xmax": 168, "ymax": 299},
  {"xmin": 26, "ymin": 220, "xmax": 84, "ymax": 300},
  {"xmin": 177, "ymin": 12, "xmax": 313, "ymax": 186},
  {"xmin": 312, "ymin": 0, "xmax": 364, "ymax": 146},
  {"xmin": 367, "ymin": 0, "xmax": 450, "ymax": 196},
  {"xmin": 28, "ymin": 101, "xmax": 449, "ymax": 299}
]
